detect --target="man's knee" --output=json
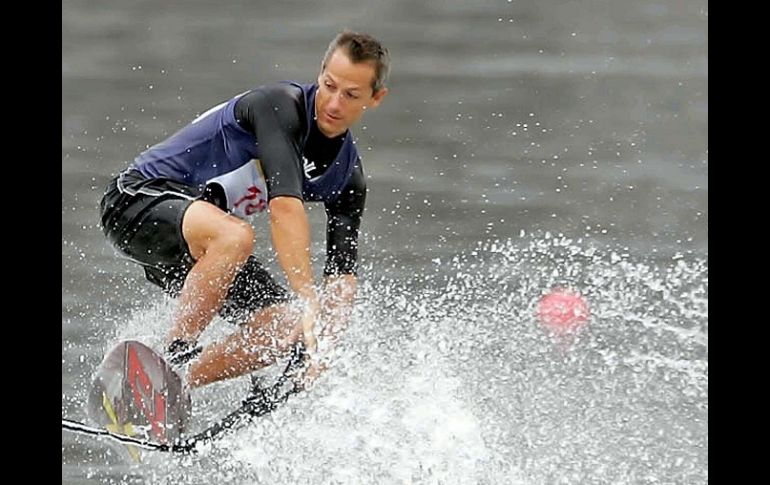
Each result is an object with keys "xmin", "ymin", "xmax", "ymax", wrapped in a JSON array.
[
  {"xmin": 183, "ymin": 201, "xmax": 255, "ymax": 261},
  {"xmin": 215, "ymin": 222, "xmax": 255, "ymax": 261}
]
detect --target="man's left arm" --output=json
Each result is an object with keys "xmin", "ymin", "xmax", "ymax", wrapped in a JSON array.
[{"xmin": 321, "ymin": 163, "xmax": 366, "ymax": 340}]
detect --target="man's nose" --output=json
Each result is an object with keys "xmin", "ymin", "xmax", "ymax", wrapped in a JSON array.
[{"xmin": 328, "ymin": 92, "xmax": 345, "ymax": 111}]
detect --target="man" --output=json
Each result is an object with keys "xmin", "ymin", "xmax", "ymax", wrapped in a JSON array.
[{"xmin": 99, "ymin": 31, "xmax": 389, "ymax": 392}]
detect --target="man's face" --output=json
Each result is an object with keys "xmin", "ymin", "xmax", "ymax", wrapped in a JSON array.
[{"xmin": 315, "ymin": 49, "xmax": 388, "ymax": 138}]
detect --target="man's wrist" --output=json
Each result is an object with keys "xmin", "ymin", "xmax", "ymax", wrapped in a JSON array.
[{"xmin": 296, "ymin": 289, "xmax": 320, "ymax": 310}]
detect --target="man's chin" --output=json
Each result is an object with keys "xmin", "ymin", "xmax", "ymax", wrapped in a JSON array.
[{"xmin": 318, "ymin": 120, "xmax": 344, "ymax": 138}]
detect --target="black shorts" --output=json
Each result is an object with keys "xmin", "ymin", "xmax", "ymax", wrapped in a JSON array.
[{"xmin": 99, "ymin": 169, "xmax": 289, "ymax": 323}]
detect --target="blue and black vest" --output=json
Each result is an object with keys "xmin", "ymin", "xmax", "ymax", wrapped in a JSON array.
[{"xmin": 133, "ymin": 82, "xmax": 359, "ymax": 219}]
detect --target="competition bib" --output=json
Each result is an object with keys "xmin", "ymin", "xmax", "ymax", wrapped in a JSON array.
[{"xmin": 206, "ymin": 159, "xmax": 268, "ymax": 219}]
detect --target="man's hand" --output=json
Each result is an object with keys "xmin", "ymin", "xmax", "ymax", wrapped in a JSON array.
[
  {"xmin": 300, "ymin": 297, "xmax": 320, "ymax": 355},
  {"xmin": 319, "ymin": 274, "xmax": 357, "ymax": 341},
  {"xmin": 295, "ymin": 297, "xmax": 331, "ymax": 389},
  {"xmin": 292, "ymin": 275, "xmax": 358, "ymax": 389},
  {"xmin": 300, "ymin": 357, "xmax": 326, "ymax": 388}
]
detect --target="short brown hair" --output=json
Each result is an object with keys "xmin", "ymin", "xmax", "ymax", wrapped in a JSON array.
[{"xmin": 322, "ymin": 30, "xmax": 390, "ymax": 94}]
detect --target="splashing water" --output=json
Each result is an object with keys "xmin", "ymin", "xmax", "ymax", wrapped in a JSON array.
[{"xmin": 68, "ymin": 235, "xmax": 707, "ymax": 484}]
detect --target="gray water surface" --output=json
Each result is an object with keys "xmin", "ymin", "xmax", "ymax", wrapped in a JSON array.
[{"xmin": 63, "ymin": 1, "xmax": 707, "ymax": 483}]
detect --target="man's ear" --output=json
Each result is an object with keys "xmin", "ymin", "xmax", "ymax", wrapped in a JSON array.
[{"xmin": 369, "ymin": 87, "xmax": 389, "ymax": 109}]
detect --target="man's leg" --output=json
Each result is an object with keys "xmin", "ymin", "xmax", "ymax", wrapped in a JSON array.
[
  {"xmin": 186, "ymin": 303, "xmax": 302, "ymax": 388},
  {"xmin": 185, "ymin": 274, "xmax": 360, "ymax": 388},
  {"xmin": 166, "ymin": 200, "xmax": 256, "ymax": 345}
]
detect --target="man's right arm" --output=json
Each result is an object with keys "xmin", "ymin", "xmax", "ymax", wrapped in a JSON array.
[
  {"xmin": 238, "ymin": 85, "xmax": 321, "ymax": 348},
  {"xmin": 269, "ymin": 197, "xmax": 318, "ymax": 305},
  {"xmin": 269, "ymin": 196, "xmax": 320, "ymax": 354}
]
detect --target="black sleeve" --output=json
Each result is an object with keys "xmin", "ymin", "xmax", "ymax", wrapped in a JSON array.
[
  {"xmin": 324, "ymin": 163, "xmax": 367, "ymax": 276},
  {"xmin": 234, "ymin": 84, "xmax": 306, "ymax": 201}
]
